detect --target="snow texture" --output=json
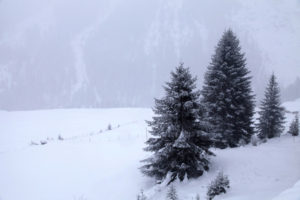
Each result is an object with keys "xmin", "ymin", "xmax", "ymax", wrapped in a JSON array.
[{"xmin": 0, "ymin": 98, "xmax": 299, "ymax": 199}]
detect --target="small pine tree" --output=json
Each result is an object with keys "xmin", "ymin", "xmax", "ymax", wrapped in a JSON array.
[
  {"xmin": 257, "ymin": 74, "xmax": 285, "ymax": 140},
  {"xmin": 201, "ymin": 29, "xmax": 255, "ymax": 148},
  {"xmin": 58, "ymin": 134, "xmax": 64, "ymax": 141},
  {"xmin": 137, "ymin": 190, "xmax": 147, "ymax": 200},
  {"xmin": 195, "ymin": 194, "xmax": 200, "ymax": 200},
  {"xmin": 107, "ymin": 124, "xmax": 112, "ymax": 131},
  {"xmin": 166, "ymin": 185, "xmax": 178, "ymax": 200},
  {"xmin": 207, "ymin": 172, "xmax": 230, "ymax": 200},
  {"xmin": 141, "ymin": 63, "xmax": 213, "ymax": 184},
  {"xmin": 288, "ymin": 114, "xmax": 299, "ymax": 136}
]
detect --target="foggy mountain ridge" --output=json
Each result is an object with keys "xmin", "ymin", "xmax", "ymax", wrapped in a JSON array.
[
  {"xmin": 0, "ymin": 0, "xmax": 300, "ymax": 110},
  {"xmin": 282, "ymin": 77, "xmax": 300, "ymax": 102}
]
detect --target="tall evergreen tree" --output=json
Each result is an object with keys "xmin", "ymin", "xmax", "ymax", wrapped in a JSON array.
[
  {"xmin": 288, "ymin": 114, "xmax": 299, "ymax": 136},
  {"xmin": 257, "ymin": 74, "xmax": 285, "ymax": 140},
  {"xmin": 201, "ymin": 29, "xmax": 255, "ymax": 148},
  {"xmin": 141, "ymin": 63, "xmax": 213, "ymax": 184}
]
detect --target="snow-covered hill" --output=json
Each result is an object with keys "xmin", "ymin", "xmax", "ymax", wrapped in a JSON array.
[
  {"xmin": 273, "ymin": 180, "xmax": 300, "ymax": 200},
  {"xmin": 0, "ymin": 108, "xmax": 154, "ymax": 200},
  {"xmin": 0, "ymin": 99, "xmax": 299, "ymax": 200},
  {"xmin": 1, "ymin": 0, "xmax": 300, "ymax": 110}
]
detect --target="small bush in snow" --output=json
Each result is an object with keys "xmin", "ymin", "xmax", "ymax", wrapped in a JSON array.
[
  {"xmin": 137, "ymin": 190, "xmax": 147, "ymax": 200},
  {"xmin": 107, "ymin": 124, "xmax": 112, "ymax": 130},
  {"xmin": 40, "ymin": 140, "xmax": 47, "ymax": 145},
  {"xmin": 195, "ymin": 194, "xmax": 200, "ymax": 200},
  {"xmin": 166, "ymin": 185, "xmax": 178, "ymax": 200},
  {"xmin": 206, "ymin": 172, "xmax": 230, "ymax": 200},
  {"xmin": 58, "ymin": 134, "xmax": 64, "ymax": 140}
]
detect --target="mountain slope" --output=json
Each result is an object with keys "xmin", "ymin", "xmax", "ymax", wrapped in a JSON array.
[{"xmin": 0, "ymin": 0, "xmax": 300, "ymax": 110}]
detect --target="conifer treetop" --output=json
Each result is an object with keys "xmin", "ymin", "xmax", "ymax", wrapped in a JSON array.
[
  {"xmin": 257, "ymin": 73, "xmax": 285, "ymax": 139},
  {"xmin": 201, "ymin": 29, "xmax": 255, "ymax": 148}
]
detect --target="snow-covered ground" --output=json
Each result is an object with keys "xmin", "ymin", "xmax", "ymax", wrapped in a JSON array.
[
  {"xmin": 273, "ymin": 180, "xmax": 300, "ymax": 200},
  {"xmin": 0, "ymin": 99, "xmax": 299, "ymax": 200}
]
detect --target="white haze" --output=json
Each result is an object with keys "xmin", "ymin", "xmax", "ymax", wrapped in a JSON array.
[{"xmin": 0, "ymin": 0, "xmax": 300, "ymax": 110}]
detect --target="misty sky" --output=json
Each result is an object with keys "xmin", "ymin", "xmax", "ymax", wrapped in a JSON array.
[{"xmin": 0, "ymin": 0, "xmax": 300, "ymax": 110}]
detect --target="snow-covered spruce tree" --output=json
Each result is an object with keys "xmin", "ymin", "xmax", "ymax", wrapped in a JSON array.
[
  {"xmin": 288, "ymin": 114, "xmax": 299, "ymax": 136},
  {"xmin": 206, "ymin": 172, "xmax": 230, "ymax": 200},
  {"xmin": 141, "ymin": 63, "xmax": 213, "ymax": 184},
  {"xmin": 201, "ymin": 29, "xmax": 255, "ymax": 148},
  {"xmin": 257, "ymin": 74, "xmax": 285, "ymax": 140}
]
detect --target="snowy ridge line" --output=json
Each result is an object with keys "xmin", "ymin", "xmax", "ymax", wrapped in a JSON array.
[
  {"xmin": 284, "ymin": 109, "xmax": 299, "ymax": 115},
  {"xmin": 30, "ymin": 120, "xmax": 141, "ymax": 145},
  {"xmin": 1, "ymin": 120, "xmax": 142, "ymax": 154},
  {"xmin": 64, "ymin": 120, "xmax": 139, "ymax": 141}
]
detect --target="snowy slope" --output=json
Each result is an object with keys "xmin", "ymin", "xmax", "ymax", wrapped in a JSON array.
[
  {"xmin": 0, "ymin": 108, "xmax": 155, "ymax": 200},
  {"xmin": 283, "ymin": 98, "xmax": 300, "ymax": 113},
  {"xmin": 270, "ymin": 99, "xmax": 300, "ymax": 200},
  {"xmin": 0, "ymin": 100, "xmax": 299, "ymax": 200},
  {"xmin": 273, "ymin": 180, "xmax": 300, "ymax": 200}
]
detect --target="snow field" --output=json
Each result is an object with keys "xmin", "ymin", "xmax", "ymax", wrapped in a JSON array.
[{"xmin": 0, "ymin": 99, "xmax": 299, "ymax": 200}]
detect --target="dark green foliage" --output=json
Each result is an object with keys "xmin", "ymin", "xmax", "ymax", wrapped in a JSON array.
[
  {"xmin": 288, "ymin": 114, "xmax": 299, "ymax": 136},
  {"xmin": 257, "ymin": 74, "xmax": 285, "ymax": 140},
  {"xmin": 207, "ymin": 172, "xmax": 230, "ymax": 200},
  {"xmin": 141, "ymin": 63, "xmax": 213, "ymax": 184},
  {"xmin": 201, "ymin": 29, "xmax": 255, "ymax": 148}
]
